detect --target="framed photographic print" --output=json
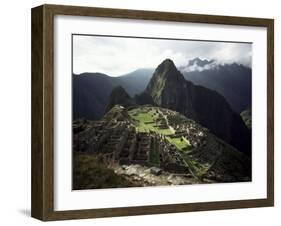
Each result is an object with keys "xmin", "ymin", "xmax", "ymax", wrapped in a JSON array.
[{"xmin": 31, "ymin": 4, "xmax": 274, "ymax": 221}]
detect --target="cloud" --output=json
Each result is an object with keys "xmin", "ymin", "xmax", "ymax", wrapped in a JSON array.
[{"xmin": 73, "ymin": 35, "xmax": 252, "ymax": 76}]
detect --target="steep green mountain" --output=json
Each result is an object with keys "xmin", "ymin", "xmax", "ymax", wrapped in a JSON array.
[
  {"xmin": 73, "ymin": 105, "xmax": 251, "ymax": 189},
  {"xmin": 241, "ymin": 109, "xmax": 252, "ymax": 129},
  {"xmin": 105, "ymin": 86, "xmax": 135, "ymax": 112},
  {"xmin": 144, "ymin": 59, "xmax": 251, "ymax": 155}
]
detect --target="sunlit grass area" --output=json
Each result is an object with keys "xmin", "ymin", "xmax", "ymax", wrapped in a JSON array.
[
  {"xmin": 129, "ymin": 108, "xmax": 173, "ymax": 135},
  {"xmin": 166, "ymin": 137, "xmax": 190, "ymax": 151},
  {"xmin": 129, "ymin": 107, "xmax": 192, "ymax": 151}
]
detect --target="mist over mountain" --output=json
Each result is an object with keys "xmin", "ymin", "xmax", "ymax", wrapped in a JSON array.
[
  {"xmin": 180, "ymin": 58, "xmax": 252, "ymax": 113},
  {"xmin": 181, "ymin": 57, "xmax": 215, "ymax": 71}
]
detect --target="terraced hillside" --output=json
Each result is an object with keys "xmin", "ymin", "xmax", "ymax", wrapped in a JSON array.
[{"xmin": 73, "ymin": 105, "xmax": 251, "ymax": 189}]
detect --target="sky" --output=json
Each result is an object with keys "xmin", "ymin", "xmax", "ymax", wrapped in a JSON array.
[{"xmin": 73, "ymin": 35, "xmax": 252, "ymax": 76}]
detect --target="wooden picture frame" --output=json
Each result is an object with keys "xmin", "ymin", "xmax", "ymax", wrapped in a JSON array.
[{"xmin": 31, "ymin": 4, "xmax": 274, "ymax": 221}]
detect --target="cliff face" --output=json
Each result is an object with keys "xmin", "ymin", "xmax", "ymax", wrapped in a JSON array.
[{"xmin": 145, "ymin": 59, "xmax": 251, "ymax": 154}]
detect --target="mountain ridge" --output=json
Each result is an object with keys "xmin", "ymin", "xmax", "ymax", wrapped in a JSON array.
[
  {"xmin": 181, "ymin": 60, "xmax": 252, "ymax": 113},
  {"xmin": 72, "ymin": 69, "xmax": 153, "ymax": 120},
  {"xmin": 73, "ymin": 58, "xmax": 251, "ymax": 128}
]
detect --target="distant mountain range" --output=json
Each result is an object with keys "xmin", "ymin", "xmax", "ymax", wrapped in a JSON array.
[
  {"xmin": 73, "ymin": 57, "xmax": 251, "ymax": 121},
  {"xmin": 73, "ymin": 58, "xmax": 251, "ymax": 155},
  {"xmin": 180, "ymin": 58, "xmax": 252, "ymax": 113},
  {"xmin": 72, "ymin": 69, "xmax": 152, "ymax": 120}
]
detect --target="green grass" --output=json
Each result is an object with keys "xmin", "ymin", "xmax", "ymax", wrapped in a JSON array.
[
  {"xmin": 166, "ymin": 137, "xmax": 190, "ymax": 151},
  {"xmin": 129, "ymin": 108, "xmax": 173, "ymax": 135},
  {"xmin": 131, "ymin": 112, "xmax": 154, "ymax": 122},
  {"xmin": 129, "ymin": 108, "xmax": 191, "ymax": 151}
]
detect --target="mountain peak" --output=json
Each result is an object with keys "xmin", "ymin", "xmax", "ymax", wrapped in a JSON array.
[
  {"xmin": 144, "ymin": 58, "xmax": 251, "ymax": 154},
  {"xmin": 162, "ymin": 58, "xmax": 175, "ymax": 66},
  {"xmin": 105, "ymin": 86, "xmax": 135, "ymax": 112},
  {"xmin": 152, "ymin": 59, "xmax": 185, "ymax": 83},
  {"xmin": 145, "ymin": 59, "xmax": 186, "ymax": 106},
  {"xmin": 155, "ymin": 58, "xmax": 178, "ymax": 75}
]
